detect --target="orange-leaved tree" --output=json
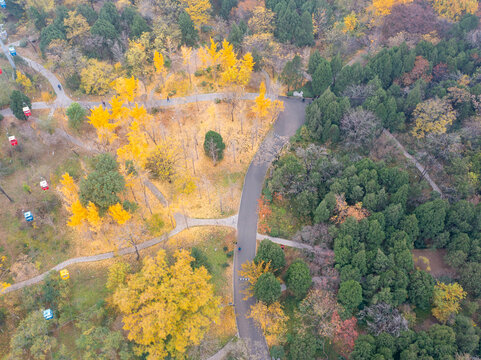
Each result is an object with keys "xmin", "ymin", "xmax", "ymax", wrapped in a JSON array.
[
  {"xmin": 257, "ymin": 194, "xmax": 272, "ymax": 234},
  {"xmin": 332, "ymin": 310, "xmax": 358, "ymax": 358}
]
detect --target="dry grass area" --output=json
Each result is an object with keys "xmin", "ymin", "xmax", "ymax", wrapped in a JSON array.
[
  {"xmin": 0, "ymin": 119, "xmax": 80, "ymax": 276},
  {"xmin": 152, "ymin": 100, "xmax": 275, "ymax": 218},
  {"xmin": 412, "ymin": 249, "xmax": 457, "ymax": 278}
]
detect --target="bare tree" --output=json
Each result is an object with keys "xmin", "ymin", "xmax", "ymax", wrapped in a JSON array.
[
  {"xmin": 340, "ymin": 108, "xmax": 382, "ymax": 150},
  {"xmin": 206, "ymin": 138, "xmax": 220, "ymax": 166},
  {"xmin": 342, "ymin": 84, "xmax": 375, "ymax": 107},
  {"xmin": 225, "ymin": 87, "xmax": 243, "ymax": 122},
  {"xmin": 359, "ymin": 303, "xmax": 408, "ymax": 337},
  {"xmin": 230, "ymin": 139, "xmax": 238, "ymax": 163}
]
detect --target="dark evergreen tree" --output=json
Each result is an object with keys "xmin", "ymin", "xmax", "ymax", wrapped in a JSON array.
[
  {"xmin": 311, "ymin": 57, "xmax": 332, "ymax": 96},
  {"xmin": 9, "ymin": 91, "xmax": 31, "ymax": 121},
  {"xmin": 91, "ymin": 19, "xmax": 118, "ymax": 40},
  {"xmin": 295, "ymin": 11, "xmax": 314, "ymax": 46},
  {"xmin": 254, "ymin": 272, "xmax": 281, "ymax": 305},
  {"xmin": 79, "ymin": 154, "xmax": 126, "ymax": 213},
  {"xmin": 286, "ymin": 260, "xmax": 312, "ymax": 299},
  {"xmin": 220, "ymin": 0, "xmax": 238, "ymax": 19},
  {"xmin": 281, "ymin": 55, "xmax": 303, "ymax": 91},
  {"xmin": 179, "ymin": 11, "xmax": 198, "ymax": 47},
  {"xmin": 77, "ymin": 4, "xmax": 98, "ymax": 25},
  {"xmin": 254, "ymin": 239, "xmax": 286, "ymax": 271},
  {"xmin": 308, "ymin": 50, "xmax": 322, "ymax": 75},
  {"xmin": 99, "ymin": 1, "xmax": 120, "ymax": 30}
]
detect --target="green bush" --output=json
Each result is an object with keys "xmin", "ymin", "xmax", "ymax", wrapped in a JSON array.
[
  {"xmin": 190, "ymin": 247, "xmax": 212, "ymax": 273},
  {"xmin": 66, "ymin": 102, "xmax": 86, "ymax": 130},
  {"xmin": 122, "ymin": 200, "xmax": 138, "ymax": 213},
  {"xmin": 146, "ymin": 213, "xmax": 165, "ymax": 235},
  {"xmin": 65, "ymin": 73, "xmax": 81, "ymax": 91}
]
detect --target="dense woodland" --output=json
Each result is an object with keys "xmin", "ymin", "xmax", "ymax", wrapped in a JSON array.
[{"xmin": 1, "ymin": 0, "xmax": 481, "ymax": 359}]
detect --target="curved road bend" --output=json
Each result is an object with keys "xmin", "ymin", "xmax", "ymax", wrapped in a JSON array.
[{"xmin": 234, "ymin": 97, "xmax": 307, "ymax": 359}]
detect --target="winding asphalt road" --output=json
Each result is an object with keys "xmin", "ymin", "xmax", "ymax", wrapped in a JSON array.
[{"xmin": 234, "ymin": 97, "xmax": 307, "ymax": 358}]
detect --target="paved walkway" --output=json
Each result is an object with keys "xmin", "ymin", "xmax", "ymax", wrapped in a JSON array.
[
  {"xmin": 256, "ymin": 234, "xmax": 314, "ymax": 250},
  {"xmin": 383, "ymin": 130, "xmax": 442, "ymax": 196},
  {"xmin": 143, "ymin": 180, "xmax": 168, "ymax": 207},
  {"xmin": 205, "ymin": 339, "xmax": 237, "ymax": 360},
  {"xmin": 19, "ymin": 55, "xmax": 72, "ymax": 107},
  {"xmin": 0, "ymin": 211, "xmax": 307, "ymax": 296}
]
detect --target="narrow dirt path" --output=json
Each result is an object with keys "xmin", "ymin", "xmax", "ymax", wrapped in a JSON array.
[{"xmin": 383, "ymin": 130, "xmax": 443, "ymax": 196}]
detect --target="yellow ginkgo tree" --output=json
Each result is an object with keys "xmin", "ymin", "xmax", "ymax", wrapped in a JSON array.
[
  {"xmin": 111, "ymin": 76, "xmax": 139, "ymax": 105},
  {"xmin": 432, "ymin": 281, "xmax": 467, "ymax": 323},
  {"xmin": 252, "ymin": 82, "xmax": 284, "ymax": 123},
  {"xmin": 86, "ymin": 201, "xmax": 102, "ymax": 232},
  {"xmin": 108, "ymin": 203, "xmax": 132, "ymax": 225},
  {"xmin": 88, "ymin": 105, "xmax": 119, "ymax": 145},
  {"xmin": 248, "ymin": 301, "xmax": 288, "ymax": 346},
  {"xmin": 182, "ymin": 0, "xmax": 211, "ymax": 29},
  {"xmin": 16, "ymin": 71, "xmax": 33, "ymax": 93},
  {"xmin": 112, "ymin": 249, "xmax": 220, "ymax": 359}
]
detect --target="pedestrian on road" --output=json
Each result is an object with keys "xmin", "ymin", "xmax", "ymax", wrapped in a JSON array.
[
  {"xmin": 238, "ymin": 247, "xmax": 241, "ymax": 251},
  {"xmin": 58, "ymin": 84, "xmax": 61, "ymax": 90},
  {"xmin": 102, "ymin": 100, "xmax": 106, "ymax": 107},
  {"xmin": 167, "ymin": 96, "xmax": 170, "ymax": 102}
]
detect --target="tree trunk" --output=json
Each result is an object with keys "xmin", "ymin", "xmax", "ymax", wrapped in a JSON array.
[
  {"xmin": 142, "ymin": 181, "xmax": 153, "ymax": 215},
  {"xmin": 0, "ymin": 184, "xmax": 14, "ymax": 203},
  {"xmin": 129, "ymin": 235, "xmax": 140, "ymax": 261}
]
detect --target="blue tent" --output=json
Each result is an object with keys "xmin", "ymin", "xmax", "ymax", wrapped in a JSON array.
[
  {"xmin": 0, "ymin": 0, "xmax": 6, "ymax": 9},
  {"xmin": 8, "ymin": 46, "xmax": 15, "ymax": 56},
  {"xmin": 43, "ymin": 309, "xmax": 53, "ymax": 320},
  {"xmin": 24, "ymin": 211, "xmax": 33, "ymax": 222}
]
